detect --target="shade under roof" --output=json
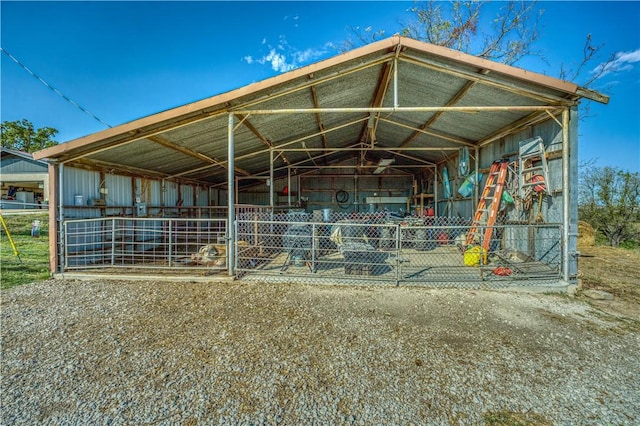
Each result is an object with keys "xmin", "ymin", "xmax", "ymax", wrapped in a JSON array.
[{"xmin": 34, "ymin": 36, "xmax": 608, "ymax": 188}]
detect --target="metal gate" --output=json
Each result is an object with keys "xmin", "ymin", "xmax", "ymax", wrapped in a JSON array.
[{"xmin": 63, "ymin": 217, "xmax": 227, "ymax": 271}]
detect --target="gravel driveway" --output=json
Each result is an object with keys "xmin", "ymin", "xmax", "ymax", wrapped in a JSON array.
[{"xmin": 2, "ymin": 279, "xmax": 639, "ymax": 425}]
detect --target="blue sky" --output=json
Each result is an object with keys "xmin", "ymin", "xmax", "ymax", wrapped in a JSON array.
[{"xmin": 1, "ymin": 1, "xmax": 639, "ymax": 172}]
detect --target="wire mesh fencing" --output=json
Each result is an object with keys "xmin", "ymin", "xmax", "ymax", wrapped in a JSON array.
[
  {"xmin": 235, "ymin": 211, "xmax": 562, "ymax": 287},
  {"xmin": 58, "ymin": 211, "xmax": 562, "ymax": 287},
  {"xmin": 63, "ymin": 217, "xmax": 227, "ymax": 271}
]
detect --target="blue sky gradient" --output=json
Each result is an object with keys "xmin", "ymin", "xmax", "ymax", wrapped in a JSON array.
[{"xmin": 1, "ymin": 1, "xmax": 638, "ymax": 171}]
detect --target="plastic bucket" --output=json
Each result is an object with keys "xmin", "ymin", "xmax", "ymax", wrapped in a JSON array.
[
  {"xmin": 463, "ymin": 246, "xmax": 484, "ymax": 267},
  {"xmin": 74, "ymin": 195, "xmax": 84, "ymax": 206}
]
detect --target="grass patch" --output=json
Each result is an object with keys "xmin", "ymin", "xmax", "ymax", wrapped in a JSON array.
[
  {"xmin": 1, "ymin": 213, "xmax": 51, "ymax": 289},
  {"xmin": 483, "ymin": 410, "xmax": 552, "ymax": 426}
]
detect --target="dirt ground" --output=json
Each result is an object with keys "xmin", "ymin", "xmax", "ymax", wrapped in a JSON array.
[{"xmin": 577, "ymin": 244, "xmax": 640, "ymax": 319}]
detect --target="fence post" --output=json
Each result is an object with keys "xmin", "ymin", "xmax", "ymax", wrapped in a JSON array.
[
  {"xmin": 111, "ymin": 218, "xmax": 116, "ymax": 266},
  {"xmin": 395, "ymin": 224, "xmax": 401, "ymax": 286},
  {"xmin": 168, "ymin": 219, "xmax": 173, "ymax": 267}
]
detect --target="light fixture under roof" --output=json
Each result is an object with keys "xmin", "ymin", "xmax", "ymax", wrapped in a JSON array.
[{"xmin": 373, "ymin": 158, "xmax": 395, "ymax": 174}]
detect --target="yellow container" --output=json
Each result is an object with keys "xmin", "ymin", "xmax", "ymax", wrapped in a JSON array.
[{"xmin": 464, "ymin": 246, "xmax": 484, "ymax": 267}]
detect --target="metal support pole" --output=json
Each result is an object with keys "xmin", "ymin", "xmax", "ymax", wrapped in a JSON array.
[
  {"xmin": 393, "ymin": 58, "xmax": 399, "ymax": 108},
  {"xmin": 474, "ymin": 146, "xmax": 479, "ymax": 213},
  {"xmin": 227, "ymin": 114, "xmax": 236, "ymax": 276},
  {"xmin": 395, "ymin": 224, "xmax": 401, "ymax": 285},
  {"xmin": 434, "ymin": 165, "xmax": 438, "ymax": 217},
  {"xmin": 161, "ymin": 179, "xmax": 166, "ymax": 217},
  {"xmin": 287, "ymin": 167, "xmax": 291, "ymax": 206},
  {"xmin": 562, "ymin": 108, "xmax": 570, "ymax": 282},
  {"xmin": 354, "ymin": 173, "xmax": 358, "ymax": 213},
  {"xmin": 269, "ymin": 149, "xmax": 274, "ymax": 207},
  {"xmin": 111, "ymin": 218, "xmax": 116, "ymax": 266},
  {"xmin": 168, "ymin": 219, "xmax": 173, "ymax": 267},
  {"xmin": 58, "ymin": 162, "xmax": 65, "ymax": 272}
]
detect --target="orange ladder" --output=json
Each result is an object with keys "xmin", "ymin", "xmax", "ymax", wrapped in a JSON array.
[{"xmin": 466, "ymin": 160, "xmax": 509, "ymax": 256}]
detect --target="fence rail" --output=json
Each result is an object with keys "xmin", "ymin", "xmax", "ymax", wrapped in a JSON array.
[
  {"xmin": 235, "ymin": 211, "xmax": 562, "ymax": 287},
  {"xmin": 63, "ymin": 217, "xmax": 228, "ymax": 271},
  {"xmin": 61, "ymin": 211, "xmax": 563, "ymax": 287}
]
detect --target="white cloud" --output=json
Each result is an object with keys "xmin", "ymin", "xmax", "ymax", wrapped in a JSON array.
[
  {"xmin": 243, "ymin": 36, "xmax": 331, "ymax": 73},
  {"xmin": 264, "ymin": 49, "xmax": 295, "ymax": 73},
  {"xmin": 593, "ymin": 48, "xmax": 640, "ymax": 77}
]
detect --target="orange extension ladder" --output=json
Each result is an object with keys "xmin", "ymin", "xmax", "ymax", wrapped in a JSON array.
[{"xmin": 466, "ymin": 160, "xmax": 509, "ymax": 257}]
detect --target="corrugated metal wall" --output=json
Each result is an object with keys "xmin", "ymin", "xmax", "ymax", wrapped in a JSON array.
[
  {"xmin": 62, "ymin": 166, "xmax": 216, "ymax": 218},
  {"xmin": 0, "ymin": 155, "xmax": 48, "ymax": 173},
  {"xmin": 105, "ymin": 174, "xmax": 133, "ymax": 206},
  {"xmin": 432, "ymin": 116, "xmax": 565, "ymax": 224}
]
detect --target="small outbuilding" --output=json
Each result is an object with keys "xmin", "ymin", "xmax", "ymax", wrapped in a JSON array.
[
  {"xmin": 34, "ymin": 36, "xmax": 608, "ymax": 287},
  {"xmin": 1, "ymin": 147, "xmax": 49, "ymax": 209}
]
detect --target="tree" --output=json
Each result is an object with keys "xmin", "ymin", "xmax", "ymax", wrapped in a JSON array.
[
  {"xmin": 0, "ymin": 119, "xmax": 58, "ymax": 153},
  {"xmin": 579, "ymin": 165, "xmax": 640, "ymax": 247},
  {"xmin": 342, "ymin": 1, "xmax": 612, "ymax": 91},
  {"xmin": 343, "ymin": 1, "xmax": 542, "ymax": 65}
]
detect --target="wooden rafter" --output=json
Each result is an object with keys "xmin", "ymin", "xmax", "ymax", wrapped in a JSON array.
[
  {"xmin": 399, "ymin": 72, "xmax": 488, "ymax": 148},
  {"xmin": 358, "ymin": 58, "xmax": 394, "ymax": 145},
  {"xmin": 235, "ymin": 113, "xmax": 292, "ymax": 167},
  {"xmin": 66, "ymin": 157, "xmax": 203, "ymax": 186},
  {"xmin": 147, "ymin": 135, "xmax": 250, "ymax": 176},
  {"xmin": 477, "ymin": 110, "xmax": 559, "ymax": 147},
  {"xmin": 378, "ymin": 116, "xmax": 475, "ymax": 147},
  {"xmin": 310, "ymin": 85, "xmax": 328, "ymax": 151}
]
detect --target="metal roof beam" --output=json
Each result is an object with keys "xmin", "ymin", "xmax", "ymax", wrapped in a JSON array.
[
  {"xmin": 477, "ymin": 110, "xmax": 561, "ymax": 147},
  {"xmin": 146, "ymin": 135, "xmax": 250, "ymax": 176},
  {"xmin": 275, "ymin": 146, "xmax": 459, "ymax": 152},
  {"xmin": 235, "ymin": 114, "xmax": 291, "ymax": 167},
  {"xmin": 233, "ymin": 105, "xmax": 555, "ymax": 114},
  {"xmin": 358, "ymin": 57, "xmax": 395, "ymax": 145},
  {"xmin": 377, "ymin": 148, "xmax": 437, "ymax": 166},
  {"xmin": 399, "ymin": 53, "xmax": 575, "ymax": 106},
  {"xmin": 377, "ymin": 116, "xmax": 476, "ymax": 147},
  {"xmin": 65, "ymin": 157, "xmax": 206, "ymax": 186},
  {"xmin": 399, "ymin": 73, "xmax": 487, "ymax": 148},
  {"xmin": 309, "ymin": 85, "xmax": 328, "ymax": 155}
]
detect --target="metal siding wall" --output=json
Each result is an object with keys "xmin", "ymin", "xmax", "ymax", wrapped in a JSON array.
[
  {"xmin": 481, "ymin": 118, "xmax": 565, "ymax": 226},
  {"xmin": 181, "ymin": 184, "xmax": 194, "ymax": 206},
  {"xmin": 164, "ymin": 181, "xmax": 179, "ymax": 207},
  {"xmin": 218, "ymin": 190, "xmax": 228, "ymax": 206},
  {"xmin": 105, "ymin": 174, "xmax": 133, "ymax": 207},
  {"xmin": 0, "ymin": 156, "xmax": 48, "ymax": 174},
  {"xmin": 569, "ymin": 107, "xmax": 579, "ymax": 280},
  {"xmin": 240, "ymin": 191, "xmax": 270, "ymax": 205},
  {"xmin": 196, "ymin": 186, "xmax": 209, "ymax": 207},
  {"xmin": 64, "ymin": 167, "xmax": 99, "ymax": 205},
  {"xmin": 149, "ymin": 180, "xmax": 162, "ymax": 206}
]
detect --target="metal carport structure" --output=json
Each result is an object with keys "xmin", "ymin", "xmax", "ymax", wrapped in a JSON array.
[{"xmin": 34, "ymin": 36, "xmax": 608, "ymax": 286}]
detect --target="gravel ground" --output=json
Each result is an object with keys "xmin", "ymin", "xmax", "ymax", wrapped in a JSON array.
[{"xmin": 1, "ymin": 279, "xmax": 639, "ymax": 425}]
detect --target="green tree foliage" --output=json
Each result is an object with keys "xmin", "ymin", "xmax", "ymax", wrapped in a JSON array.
[
  {"xmin": 0, "ymin": 119, "xmax": 58, "ymax": 153},
  {"xmin": 579, "ymin": 166, "xmax": 640, "ymax": 247}
]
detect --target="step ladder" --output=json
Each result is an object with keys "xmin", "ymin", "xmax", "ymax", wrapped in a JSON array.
[
  {"xmin": 518, "ymin": 136, "xmax": 549, "ymax": 198},
  {"xmin": 466, "ymin": 160, "xmax": 509, "ymax": 255}
]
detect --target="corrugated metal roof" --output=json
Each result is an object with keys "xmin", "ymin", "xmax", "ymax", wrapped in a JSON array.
[{"xmin": 33, "ymin": 36, "xmax": 608, "ymax": 188}]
